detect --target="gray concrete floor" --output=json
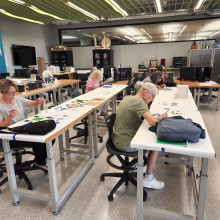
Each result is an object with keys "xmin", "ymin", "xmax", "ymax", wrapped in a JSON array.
[{"xmin": 0, "ymin": 98, "xmax": 219, "ymax": 220}]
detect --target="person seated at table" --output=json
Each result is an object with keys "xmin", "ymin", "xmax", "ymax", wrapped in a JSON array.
[
  {"xmin": 85, "ymin": 69, "xmax": 109, "ymax": 118},
  {"xmin": 0, "ymin": 79, "xmax": 50, "ymax": 171},
  {"xmin": 42, "ymin": 70, "xmax": 54, "ymax": 82},
  {"xmin": 112, "ymin": 81, "xmax": 168, "ymax": 189},
  {"xmin": 143, "ymin": 71, "xmax": 166, "ymax": 90}
]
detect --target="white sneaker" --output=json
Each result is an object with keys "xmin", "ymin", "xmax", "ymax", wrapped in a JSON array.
[{"xmin": 143, "ymin": 177, "xmax": 165, "ymax": 190}]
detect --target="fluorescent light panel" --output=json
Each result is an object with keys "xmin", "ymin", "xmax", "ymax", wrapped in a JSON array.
[
  {"xmin": 124, "ymin": 35, "xmax": 135, "ymax": 42},
  {"xmin": 209, "ymin": 30, "xmax": 220, "ymax": 37},
  {"xmin": 8, "ymin": 0, "xmax": 63, "ymax": 21},
  {"xmin": 105, "ymin": 0, "xmax": 128, "ymax": 17},
  {"xmin": 29, "ymin": 5, "xmax": 64, "ymax": 20},
  {"xmin": 8, "ymin": 0, "xmax": 25, "ymax": 4},
  {"xmin": 179, "ymin": 25, "xmax": 187, "ymax": 36},
  {"xmin": 155, "ymin": 0, "xmax": 162, "ymax": 13},
  {"xmin": 141, "ymin": 28, "xmax": 152, "ymax": 38},
  {"xmin": 67, "ymin": 2, "xmax": 99, "ymax": 20},
  {"xmin": 0, "ymin": 9, "xmax": 44, "ymax": 24},
  {"xmin": 195, "ymin": 0, "xmax": 204, "ymax": 9}
]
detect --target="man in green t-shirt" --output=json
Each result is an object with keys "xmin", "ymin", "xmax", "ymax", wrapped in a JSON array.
[{"xmin": 112, "ymin": 82, "xmax": 168, "ymax": 190}]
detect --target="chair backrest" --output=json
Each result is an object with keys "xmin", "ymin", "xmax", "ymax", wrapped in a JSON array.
[{"xmin": 105, "ymin": 114, "xmax": 116, "ymax": 137}]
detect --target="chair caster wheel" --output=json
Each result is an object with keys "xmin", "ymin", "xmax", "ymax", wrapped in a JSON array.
[
  {"xmin": 143, "ymin": 192, "xmax": 148, "ymax": 201},
  {"xmin": 28, "ymin": 185, "xmax": 33, "ymax": 190},
  {"xmin": 60, "ymin": 158, "xmax": 64, "ymax": 161},
  {"xmin": 108, "ymin": 194, "xmax": 113, "ymax": 201},
  {"xmin": 53, "ymin": 211, "xmax": 59, "ymax": 215},
  {"xmin": 100, "ymin": 138, "xmax": 103, "ymax": 143},
  {"xmin": 100, "ymin": 175, "xmax": 105, "ymax": 181},
  {"xmin": 13, "ymin": 201, "xmax": 19, "ymax": 206}
]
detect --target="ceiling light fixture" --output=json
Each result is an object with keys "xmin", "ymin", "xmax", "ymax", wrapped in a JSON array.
[
  {"xmin": 141, "ymin": 28, "xmax": 152, "ymax": 38},
  {"xmin": 195, "ymin": 0, "xmax": 205, "ymax": 10},
  {"xmin": 66, "ymin": 2, "xmax": 99, "ymax": 20},
  {"xmin": 124, "ymin": 36, "xmax": 135, "ymax": 42},
  {"xmin": 168, "ymin": 32, "xmax": 173, "ymax": 41},
  {"xmin": 155, "ymin": 0, "xmax": 162, "ymax": 13},
  {"xmin": 8, "ymin": 0, "xmax": 25, "ymax": 4},
  {"xmin": 0, "ymin": 9, "xmax": 44, "ymax": 24},
  {"xmin": 105, "ymin": 0, "xmax": 128, "ymax": 17},
  {"xmin": 179, "ymin": 25, "xmax": 187, "ymax": 36},
  {"xmin": 29, "ymin": 5, "xmax": 64, "ymax": 20},
  {"xmin": 209, "ymin": 30, "xmax": 220, "ymax": 37},
  {"xmin": 82, "ymin": 33, "xmax": 94, "ymax": 38}
]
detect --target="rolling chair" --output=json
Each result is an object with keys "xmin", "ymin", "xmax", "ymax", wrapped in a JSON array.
[
  {"xmin": 0, "ymin": 146, "xmax": 47, "ymax": 191},
  {"xmin": 100, "ymin": 114, "xmax": 148, "ymax": 201},
  {"xmin": 69, "ymin": 85, "xmax": 103, "ymax": 144}
]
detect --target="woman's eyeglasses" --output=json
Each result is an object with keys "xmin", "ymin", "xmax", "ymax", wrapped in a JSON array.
[{"xmin": 7, "ymin": 92, "xmax": 18, "ymax": 96}]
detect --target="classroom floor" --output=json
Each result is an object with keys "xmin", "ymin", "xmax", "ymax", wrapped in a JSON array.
[{"xmin": 0, "ymin": 98, "xmax": 219, "ymax": 220}]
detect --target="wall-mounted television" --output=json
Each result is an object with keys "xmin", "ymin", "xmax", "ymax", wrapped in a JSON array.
[{"xmin": 12, "ymin": 44, "xmax": 36, "ymax": 67}]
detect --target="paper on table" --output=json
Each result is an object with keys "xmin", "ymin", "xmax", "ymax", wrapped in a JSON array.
[{"xmin": 157, "ymin": 139, "xmax": 188, "ymax": 147}]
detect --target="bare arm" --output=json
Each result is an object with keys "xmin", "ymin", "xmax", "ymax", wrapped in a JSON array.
[
  {"xmin": 143, "ymin": 111, "xmax": 168, "ymax": 126},
  {"xmin": 87, "ymin": 87, "xmax": 93, "ymax": 92},
  {"xmin": 26, "ymin": 97, "xmax": 45, "ymax": 108},
  {"xmin": 0, "ymin": 109, "xmax": 19, "ymax": 127}
]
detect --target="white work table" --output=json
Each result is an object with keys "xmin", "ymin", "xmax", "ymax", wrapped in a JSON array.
[
  {"xmin": 0, "ymin": 84, "xmax": 128, "ymax": 214},
  {"xmin": 131, "ymin": 87, "xmax": 216, "ymax": 220}
]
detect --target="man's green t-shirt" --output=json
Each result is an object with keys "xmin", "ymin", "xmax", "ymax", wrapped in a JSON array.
[{"xmin": 112, "ymin": 96, "xmax": 149, "ymax": 152}]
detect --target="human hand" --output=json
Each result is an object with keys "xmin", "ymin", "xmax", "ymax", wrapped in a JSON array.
[
  {"xmin": 9, "ymin": 109, "xmax": 19, "ymax": 118},
  {"xmin": 161, "ymin": 84, "xmax": 166, "ymax": 89},
  {"xmin": 37, "ymin": 97, "xmax": 45, "ymax": 105},
  {"xmin": 100, "ymin": 82, "xmax": 105, "ymax": 86},
  {"xmin": 159, "ymin": 112, "xmax": 168, "ymax": 119}
]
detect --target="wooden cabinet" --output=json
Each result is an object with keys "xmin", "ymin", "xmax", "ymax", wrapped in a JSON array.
[{"xmin": 51, "ymin": 49, "xmax": 73, "ymax": 71}]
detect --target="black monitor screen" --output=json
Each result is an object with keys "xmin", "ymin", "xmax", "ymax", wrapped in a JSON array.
[
  {"xmin": 180, "ymin": 67, "xmax": 195, "ymax": 81},
  {"xmin": 118, "ymin": 68, "xmax": 132, "ymax": 80},
  {"xmin": 196, "ymin": 67, "xmax": 212, "ymax": 82},
  {"xmin": 173, "ymin": 57, "xmax": 187, "ymax": 67},
  {"xmin": 12, "ymin": 45, "xmax": 36, "ymax": 67}
]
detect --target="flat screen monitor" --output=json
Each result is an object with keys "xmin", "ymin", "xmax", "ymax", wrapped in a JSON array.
[
  {"xmin": 180, "ymin": 67, "xmax": 195, "ymax": 81},
  {"xmin": 118, "ymin": 68, "xmax": 132, "ymax": 80},
  {"xmin": 173, "ymin": 57, "xmax": 187, "ymax": 67},
  {"xmin": 196, "ymin": 67, "xmax": 212, "ymax": 82},
  {"xmin": 12, "ymin": 44, "xmax": 36, "ymax": 67}
]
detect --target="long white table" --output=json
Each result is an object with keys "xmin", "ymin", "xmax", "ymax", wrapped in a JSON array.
[
  {"xmin": 67, "ymin": 84, "xmax": 128, "ymax": 157},
  {"xmin": 131, "ymin": 87, "xmax": 216, "ymax": 220},
  {"xmin": 0, "ymin": 84, "xmax": 127, "ymax": 214}
]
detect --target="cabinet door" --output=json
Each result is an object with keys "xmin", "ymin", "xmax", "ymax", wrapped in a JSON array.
[
  {"xmin": 93, "ymin": 50, "xmax": 102, "ymax": 68},
  {"xmin": 51, "ymin": 51, "xmax": 60, "ymax": 66}
]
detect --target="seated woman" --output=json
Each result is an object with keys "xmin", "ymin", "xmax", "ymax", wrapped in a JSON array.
[
  {"xmin": 0, "ymin": 79, "xmax": 50, "ymax": 171},
  {"xmin": 85, "ymin": 69, "xmax": 109, "ymax": 118},
  {"xmin": 143, "ymin": 71, "xmax": 166, "ymax": 90},
  {"xmin": 112, "ymin": 81, "xmax": 168, "ymax": 189}
]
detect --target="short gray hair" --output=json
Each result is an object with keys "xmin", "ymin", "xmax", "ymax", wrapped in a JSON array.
[{"xmin": 135, "ymin": 81, "xmax": 158, "ymax": 96}]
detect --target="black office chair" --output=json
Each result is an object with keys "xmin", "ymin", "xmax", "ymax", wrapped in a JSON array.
[
  {"xmin": 69, "ymin": 85, "xmax": 103, "ymax": 144},
  {"xmin": 0, "ymin": 147, "xmax": 47, "ymax": 191},
  {"xmin": 100, "ymin": 114, "xmax": 148, "ymax": 201}
]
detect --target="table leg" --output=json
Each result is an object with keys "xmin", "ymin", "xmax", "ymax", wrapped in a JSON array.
[
  {"xmin": 112, "ymin": 96, "xmax": 117, "ymax": 114},
  {"xmin": 93, "ymin": 110, "xmax": 98, "ymax": 157},
  {"xmin": 58, "ymin": 87, "xmax": 63, "ymax": 104},
  {"xmin": 2, "ymin": 140, "xmax": 19, "ymax": 205},
  {"xmin": 193, "ymin": 88, "xmax": 196, "ymax": 100},
  {"xmin": 216, "ymin": 88, "xmax": 220, "ymax": 111},
  {"xmin": 137, "ymin": 149, "xmax": 144, "ymax": 220},
  {"xmin": 88, "ymin": 113, "xmax": 94, "ymax": 158},
  {"xmin": 53, "ymin": 89, "xmax": 57, "ymax": 106},
  {"xmin": 197, "ymin": 158, "xmax": 209, "ymax": 220},
  {"xmin": 58, "ymin": 134, "xmax": 64, "ymax": 160},
  {"xmin": 46, "ymin": 141, "xmax": 59, "ymax": 214},
  {"xmin": 197, "ymin": 88, "xmax": 201, "ymax": 109},
  {"xmin": 65, "ymin": 130, "xmax": 70, "ymax": 153}
]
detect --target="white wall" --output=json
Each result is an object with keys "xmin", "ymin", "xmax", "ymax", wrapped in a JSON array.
[
  {"xmin": 0, "ymin": 19, "xmax": 58, "ymax": 75},
  {"xmin": 72, "ymin": 40, "xmax": 215, "ymax": 71}
]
